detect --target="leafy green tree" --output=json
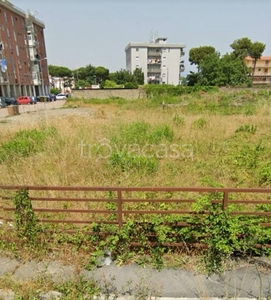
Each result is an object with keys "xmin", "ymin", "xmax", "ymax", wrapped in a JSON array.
[
  {"xmin": 113, "ymin": 69, "xmax": 135, "ymax": 85},
  {"xmin": 85, "ymin": 64, "xmax": 96, "ymax": 84},
  {"xmin": 248, "ymin": 42, "xmax": 266, "ymax": 76},
  {"xmin": 198, "ymin": 52, "xmax": 222, "ymax": 85},
  {"xmin": 198, "ymin": 52, "xmax": 251, "ymax": 87},
  {"xmin": 189, "ymin": 46, "xmax": 216, "ymax": 72},
  {"xmin": 95, "ymin": 66, "xmax": 109, "ymax": 84},
  {"xmin": 133, "ymin": 68, "xmax": 144, "ymax": 85},
  {"xmin": 230, "ymin": 37, "xmax": 252, "ymax": 60},
  {"xmin": 230, "ymin": 37, "xmax": 266, "ymax": 77},
  {"xmin": 186, "ymin": 71, "xmax": 202, "ymax": 86},
  {"xmin": 48, "ymin": 65, "xmax": 72, "ymax": 77}
]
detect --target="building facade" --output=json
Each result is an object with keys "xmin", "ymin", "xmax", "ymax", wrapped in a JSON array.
[
  {"xmin": 245, "ymin": 56, "xmax": 271, "ymax": 85},
  {"xmin": 125, "ymin": 37, "xmax": 185, "ymax": 85},
  {"xmin": 0, "ymin": 0, "xmax": 49, "ymax": 98}
]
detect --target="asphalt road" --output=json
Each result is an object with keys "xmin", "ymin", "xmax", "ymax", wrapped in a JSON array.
[{"xmin": 0, "ymin": 255, "xmax": 270, "ymax": 299}]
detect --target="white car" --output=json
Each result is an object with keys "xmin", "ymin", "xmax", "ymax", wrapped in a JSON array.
[{"xmin": 55, "ymin": 93, "xmax": 67, "ymax": 100}]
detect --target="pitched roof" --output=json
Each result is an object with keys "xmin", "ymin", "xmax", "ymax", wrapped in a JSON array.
[{"xmin": 245, "ymin": 56, "xmax": 271, "ymax": 60}]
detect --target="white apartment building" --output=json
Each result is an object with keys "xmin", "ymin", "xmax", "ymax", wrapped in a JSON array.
[{"xmin": 125, "ymin": 37, "xmax": 185, "ymax": 85}]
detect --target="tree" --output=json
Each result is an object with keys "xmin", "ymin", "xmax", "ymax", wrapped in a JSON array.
[
  {"xmin": 198, "ymin": 52, "xmax": 251, "ymax": 87},
  {"xmin": 248, "ymin": 41, "xmax": 266, "ymax": 76},
  {"xmin": 85, "ymin": 64, "xmax": 96, "ymax": 85},
  {"xmin": 113, "ymin": 69, "xmax": 135, "ymax": 85},
  {"xmin": 189, "ymin": 46, "xmax": 216, "ymax": 72},
  {"xmin": 230, "ymin": 37, "xmax": 266, "ymax": 77},
  {"xmin": 48, "ymin": 65, "xmax": 72, "ymax": 77},
  {"xmin": 186, "ymin": 71, "xmax": 202, "ymax": 86},
  {"xmin": 230, "ymin": 37, "xmax": 252, "ymax": 60},
  {"xmin": 95, "ymin": 66, "xmax": 109, "ymax": 84},
  {"xmin": 133, "ymin": 68, "xmax": 144, "ymax": 85}
]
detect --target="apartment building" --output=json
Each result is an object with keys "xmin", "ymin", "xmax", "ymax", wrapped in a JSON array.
[
  {"xmin": 0, "ymin": 0, "xmax": 49, "ymax": 98},
  {"xmin": 125, "ymin": 37, "xmax": 185, "ymax": 85},
  {"xmin": 245, "ymin": 56, "xmax": 271, "ymax": 85}
]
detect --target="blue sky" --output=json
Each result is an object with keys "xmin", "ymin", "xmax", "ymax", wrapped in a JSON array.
[{"xmin": 12, "ymin": 0, "xmax": 271, "ymax": 74}]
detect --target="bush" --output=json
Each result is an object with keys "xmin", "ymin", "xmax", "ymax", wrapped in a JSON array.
[
  {"xmin": 0, "ymin": 127, "xmax": 57, "ymax": 163},
  {"xmin": 50, "ymin": 88, "xmax": 61, "ymax": 95},
  {"xmin": 124, "ymin": 82, "xmax": 138, "ymax": 89}
]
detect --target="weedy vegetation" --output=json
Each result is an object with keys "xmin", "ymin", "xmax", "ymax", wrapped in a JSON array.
[{"xmin": 0, "ymin": 87, "xmax": 271, "ymax": 283}]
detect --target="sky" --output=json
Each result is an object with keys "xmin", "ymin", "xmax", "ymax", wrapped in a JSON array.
[{"xmin": 11, "ymin": 0, "xmax": 271, "ymax": 74}]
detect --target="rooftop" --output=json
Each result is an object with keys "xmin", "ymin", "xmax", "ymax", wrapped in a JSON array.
[{"xmin": 125, "ymin": 41, "xmax": 186, "ymax": 52}]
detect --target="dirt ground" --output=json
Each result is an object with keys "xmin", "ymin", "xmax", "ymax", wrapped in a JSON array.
[{"xmin": 0, "ymin": 100, "xmax": 94, "ymax": 125}]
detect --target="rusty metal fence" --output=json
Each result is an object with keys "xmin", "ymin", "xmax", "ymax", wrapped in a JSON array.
[{"xmin": 0, "ymin": 185, "xmax": 271, "ymax": 230}]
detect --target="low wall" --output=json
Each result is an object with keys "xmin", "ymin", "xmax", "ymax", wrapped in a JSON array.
[
  {"xmin": 71, "ymin": 86, "xmax": 271, "ymax": 100},
  {"xmin": 71, "ymin": 88, "xmax": 146, "ymax": 99}
]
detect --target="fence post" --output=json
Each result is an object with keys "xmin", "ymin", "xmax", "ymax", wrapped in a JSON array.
[
  {"xmin": 223, "ymin": 191, "xmax": 228, "ymax": 211},
  {"xmin": 117, "ymin": 190, "xmax": 123, "ymax": 230}
]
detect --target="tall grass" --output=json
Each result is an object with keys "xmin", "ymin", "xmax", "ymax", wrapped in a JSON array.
[{"xmin": 0, "ymin": 90, "xmax": 271, "ymax": 188}]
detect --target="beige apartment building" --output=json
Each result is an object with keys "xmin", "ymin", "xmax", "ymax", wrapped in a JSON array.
[
  {"xmin": 245, "ymin": 56, "xmax": 271, "ymax": 85},
  {"xmin": 125, "ymin": 37, "xmax": 185, "ymax": 85},
  {"xmin": 0, "ymin": 0, "xmax": 49, "ymax": 97}
]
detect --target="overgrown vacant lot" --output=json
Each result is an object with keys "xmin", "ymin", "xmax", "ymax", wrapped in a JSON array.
[{"xmin": 1, "ymin": 89, "xmax": 271, "ymax": 188}]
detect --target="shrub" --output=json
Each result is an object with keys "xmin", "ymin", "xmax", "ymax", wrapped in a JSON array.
[
  {"xmin": 109, "ymin": 151, "xmax": 159, "ymax": 174},
  {"xmin": 0, "ymin": 127, "xmax": 57, "ymax": 163},
  {"xmin": 124, "ymin": 82, "xmax": 138, "ymax": 89},
  {"xmin": 192, "ymin": 117, "xmax": 207, "ymax": 129}
]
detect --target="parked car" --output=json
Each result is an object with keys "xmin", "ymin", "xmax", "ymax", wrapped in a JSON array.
[
  {"xmin": 17, "ymin": 96, "xmax": 35, "ymax": 105},
  {"xmin": 30, "ymin": 96, "xmax": 37, "ymax": 104},
  {"xmin": 46, "ymin": 94, "xmax": 56, "ymax": 101},
  {"xmin": 55, "ymin": 93, "xmax": 67, "ymax": 100},
  {"xmin": 37, "ymin": 95, "xmax": 49, "ymax": 102},
  {"xmin": 4, "ymin": 97, "xmax": 17, "ymax": 106},
  {"xmin": 0, "ymin": 96, "xmax": 17, "ymax": 107},
  {"xmin": 0, "ymin": 97, "xmax": 6, "ymax": 108}
]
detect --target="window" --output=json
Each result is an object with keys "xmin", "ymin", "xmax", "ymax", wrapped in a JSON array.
[
  {"xmin": 264, "ymin": 68, "xmax": 268, "ymax": 73},
  {"xmin": 13, "ymin": 31, "xmax": 17, "ymax": 41},
  {"xmin": 136, "ymin": 65, "xmax": 139, "ymax": 68},
  {"xmin": 136, "ymin": 56, "xmax": 139, "ymax": 60},
  {"xmin": 4, "ymin": 12, "xmax": 7, "ymax": 22},
  {"xmin": 11, "ymin": 15, "xmax": 14, "ymax": 26},
  {"xmin": 168, "ymin": 49, "xmax": 170, "ymax": 52},
  {"xmin": 136, "ymin": 48, "xmax": 139, "ymax": 51},
  {"xmin": 16, "ymin": 45, "xmax": 19, "ymax": 56},
  {"xmin": 265, "ymin": 60, "xmax": 269, "ymax": 65},
  {"xmin": 258, "ymin": 68, "xmax": 261, "ymax": 72},
  {"xmin": 6, "ymin": 28, "xmax": 10, "ymax": 37}
]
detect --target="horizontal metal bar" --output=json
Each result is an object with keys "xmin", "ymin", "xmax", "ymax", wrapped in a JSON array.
[
  {"xmin": 1, "ymin": 185, "xmax": 271, "ymax": 193},
  {"xmin": 3, "ymin": 208, "xmax": 117, "ymax": 213},
  {"xmin": 30, "ymin": 197, "xmax": 117, "ymax": 202}
]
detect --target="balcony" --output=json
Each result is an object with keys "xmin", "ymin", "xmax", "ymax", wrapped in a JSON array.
[
  {"xmin": 148, "ymin": 68, "xmax": 161, "ymax": 74},
  {"xmin": 148, "ymin": 50, "xmax": 161, "ymax": 57},
  {"xmin": 0, "ymin": 77, "xmax": 9, "ymax": 84},
  {"xmin": 148, "ymin": 58, "xmax": 161, "ymax": 65}
]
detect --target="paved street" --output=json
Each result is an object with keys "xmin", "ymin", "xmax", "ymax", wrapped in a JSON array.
[{"xmin": 0, "ymin": 255, "xmax": 270, "ymax": 299}]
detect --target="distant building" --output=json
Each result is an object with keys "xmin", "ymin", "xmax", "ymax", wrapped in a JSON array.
[
  {"xmin": 245, "ymin": 56, "xmax": 271, "ymax": 85},
  {"xmin": 0, "ymin": 0, "xmax": 49, "ymax": 97},
  {"xmin": 125, "ymin": 37, "xmax": 185, "ymax": 85}
]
